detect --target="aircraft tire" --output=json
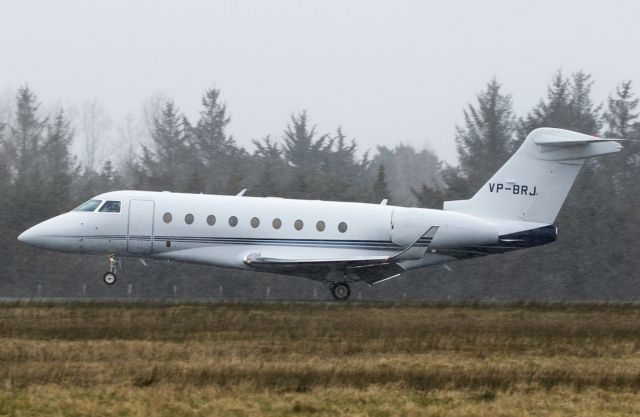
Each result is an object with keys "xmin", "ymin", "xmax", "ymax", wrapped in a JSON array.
[
  {"xmin": 330, "ymin": 282, "xmax": 351, "ymax": 301},
  {"xmin": 103, "ymin": 272, "xmax": 117, "ymax": 285}
]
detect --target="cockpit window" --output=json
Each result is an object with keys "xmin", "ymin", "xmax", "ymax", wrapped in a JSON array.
[
  {"xmin": 73, "ymin": 199, "xmax": 102, "ymax": 212},
  {"xmin": 99, "ymin": 200, "xmax": 121, "ymax": 213}
]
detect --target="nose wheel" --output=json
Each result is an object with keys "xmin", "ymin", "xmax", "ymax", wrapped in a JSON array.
[
  {"xmin": 103, "ymin": 255, "xmax": 118, "ymax": 285},
  {"xmin": 330, "ymin": 282, "xmax": 351, "ymax": 301},
  {"xmin": 103, "ymin": 272, "xmax": 117, "ymax": 285}
]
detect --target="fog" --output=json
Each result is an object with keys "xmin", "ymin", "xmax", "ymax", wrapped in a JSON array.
[
  {"xmin": 2, "ymin": 0, "xmax": 639, "ymax": 163},
  {"xmin": 0, "ymin": 0, "xmax": 639, "ymax": 301}
]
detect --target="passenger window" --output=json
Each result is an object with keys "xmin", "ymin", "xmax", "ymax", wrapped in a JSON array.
[
  {"xmin": 294, "ymin": 219, "xmax": 304, "ymax": 231},
  {"xmin": 207, "ymin": 215, "xmax": 216, "ymax": 226},
  {"xmin": 99, "ymin": 200, "xmax": 121, "ymax": 213},
  {"xmin": 185, "ymin": 214, "xmax": 194, "ymax": 225},
  {"xmin": 316, "ymin": 221, "xmax": 325, "ymax": 232},
  {"xmin": 338, "ymin": 222, "xmax": 348, "ymax": 233},
  {"xmin": 73, "ymin": 199, "xmax": 102, "ymax": 212},
  {"xmin": 229, "ymin": 216, "xmax": 238, "ymax": 227},
  {"xmin": 272, "ymin": 218, "xmax": 282, "ymax": 229},
  {"xmin": 163, "ymin": 212, "xmax": 173, "ymax": 223},
  {"xmin": 251, "ymin": 217, "xmax": 260, "ymax": 228}
]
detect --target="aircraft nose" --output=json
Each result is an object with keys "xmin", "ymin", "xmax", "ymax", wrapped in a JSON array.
[
  {"xmin": 18, "ymin": 214, "xmax": 82, "ymax": 252},
  {"xmin": 18, "ymin": 222, "xmax": 56, "ymax": 248},
  {"xmin": 18, "ymin": 225, "xmax": 41, "ymax": 246}
]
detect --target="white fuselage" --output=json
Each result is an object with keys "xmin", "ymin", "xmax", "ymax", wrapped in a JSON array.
[{"xmin": 18, "ymin": 190, "xmax": 540, "ymax": 275}]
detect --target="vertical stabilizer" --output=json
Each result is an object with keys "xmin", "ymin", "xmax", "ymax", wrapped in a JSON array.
[{"xmin": 443, "ymin": 128, "xmax": 623, "ymax": 224}]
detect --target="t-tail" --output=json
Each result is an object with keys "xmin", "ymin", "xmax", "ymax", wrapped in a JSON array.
[{"xmin": 444, "ymin": 128, "xmax": 624, "ymax": 224}]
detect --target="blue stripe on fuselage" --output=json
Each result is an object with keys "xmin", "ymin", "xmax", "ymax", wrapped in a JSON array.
[{"xmin": 61, "ymin": 235, "xmax": 405, "ymax": 251}]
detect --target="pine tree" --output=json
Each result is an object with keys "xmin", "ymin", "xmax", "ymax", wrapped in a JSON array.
[
  {"xmin": 596, "ymin": 81, "xmax": 640, "ymax": 249},
  {"xmin": 0, "ymin": 121, "xmax": 10, "ymax": 208},
  {"xmin": 99, "ymin": 159, "xmax": 118, "ymax": 185},
  {"xmin": 520, "ymin": 72, "xmax": 571, "ymax": 137},
  {"xmin": 96, "ymin": 160, "xmax": 124, "ymax": 192},
  {"xmin": 372, "ymin": 164, "xmax": 390, "ymax": 204},
  {"xmin": 139, "ymin": 101, "xmax": 191, "ymax": 191},
  {"xmin": 4, "ymin": 87, "xmax": 59, "ymax": 289},
  {"xmin": 372, "ymin": 144, "xmax": 442, "ymax": 206},
  {"xmin": 519, "ymin": 71, "xmax": 601, "ymax": 137},
  {"xmin": 604, "ymin": 81, "xmax": 639, "ymax": 138},
  {"xmin": 319, "ymin": 128, "xmax": 369, "ymax": 202},
  {"xmin": 602, "ymin": 81, "xmax": 640, "ymax": 190},
  {"xmin": 0, "ymin": 125, "xmax": 12, "ymax": 282},
  {"xmin": 251, "ymin": 136, "xmax": 287, "ymax": 197},
  {"xmin": 571, "ymin": 71, "xmax": 602, "ymax": 134},
  {"xmin": 455, "ymin": 78, "xmax": 517, "ymax": 192},
  {"xmin": 440, "ymin": 166, "xmax": 469, "ymax": 201},
  {"xmin": 42, "ymin": 109, "xmax": 75, "ymax": 213},
  {"xmin": 192, "ymin": 87, "xmax": 241, "ymax": 193},
  {"xmin": 411, "ymin": 183, "xmax": 443, "ymax": 209},
  {"xmin": 9, "ymin": 86, "xmax": 48, "ymax": 223},
  {"xmin": 282, "ymin": 111, "xmax": 330, "ymax": 198}
]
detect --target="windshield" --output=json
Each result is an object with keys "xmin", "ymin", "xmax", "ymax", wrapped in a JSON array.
[
  {"xmin": 99, "ymin": 200, "xmax": 121, "ymax": 213},
  {"xmin": 73, "ymin": 199, "xmax": 102, "ymax": 212}
]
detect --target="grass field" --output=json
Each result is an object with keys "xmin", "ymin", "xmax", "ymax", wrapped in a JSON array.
[{"xmin": 2, "ymin": 301, "xmax": 640, "ymax": 416}]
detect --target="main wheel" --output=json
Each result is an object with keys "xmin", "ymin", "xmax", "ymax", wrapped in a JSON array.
[
  {"xmin": 330, "ymin": 282, "xmax": 351, "ymax": 301},
  {"xmin": 103, "ymin": 272, "xmax": 117, "ymax": 285}
]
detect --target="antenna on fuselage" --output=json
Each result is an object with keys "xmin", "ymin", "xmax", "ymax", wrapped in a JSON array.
[{"xmin": 236, "ymin": 189, "xmax": 248, "ymax": 196}]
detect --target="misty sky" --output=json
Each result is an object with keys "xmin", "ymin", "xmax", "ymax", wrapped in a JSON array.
[{"xmin": 1, "ymin": 0, "xmax": 639, "ymax": 163}]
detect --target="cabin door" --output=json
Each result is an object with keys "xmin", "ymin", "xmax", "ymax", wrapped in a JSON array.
[{"xmin": 127, "ymin": 199, "xmax": 155, "ymax": 255}]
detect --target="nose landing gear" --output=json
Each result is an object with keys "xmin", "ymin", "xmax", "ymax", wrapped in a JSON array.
[
  {"xmin": 330, "ymin": 282, "xmax": 351, "ymax": 301},
  {"xmin": 103, "ymin": 272, "xmax": 117, "ymax": 285},
  {"xmin": 103, "ymin": 255, "xmax": 118, "ymax": 285}
]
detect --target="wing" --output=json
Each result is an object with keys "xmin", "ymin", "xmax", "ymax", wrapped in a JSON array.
[{"xmin": 243, "ymin": 226, "xmax": 438, "ymax": 285}]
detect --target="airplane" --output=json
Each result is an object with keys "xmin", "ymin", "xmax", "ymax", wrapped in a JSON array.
[{"xmin": 18, "ymin": 128, "xmax": 623, "ymax": 301}]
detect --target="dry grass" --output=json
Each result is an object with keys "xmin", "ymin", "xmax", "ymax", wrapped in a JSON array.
[{"xmin": 2, "ymin": 301, "xmax": 640, "ymax": 416}]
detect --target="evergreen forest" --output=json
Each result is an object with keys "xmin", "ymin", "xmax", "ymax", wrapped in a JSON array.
[{"xmin": 1, "ymin": 71, "xmax": 638, "ymax": 300}]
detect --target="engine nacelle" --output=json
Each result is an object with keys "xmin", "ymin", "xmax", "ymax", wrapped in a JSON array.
[{"xmin": 391, "ymin": 207, "xmax": 498, "ymax": 251}]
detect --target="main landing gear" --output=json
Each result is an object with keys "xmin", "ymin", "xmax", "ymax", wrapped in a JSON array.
[
  {"xmin": 330, "ymin": 282, "xmax": 351, "ymax": 301},
  {"xmin": 103, "ymin": 255, "xmax": 118, "ymax": 285}
]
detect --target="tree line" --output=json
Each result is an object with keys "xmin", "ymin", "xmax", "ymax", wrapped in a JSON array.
[{"xmin": 0, "ymin": 70, "xmax": 638, "ymax": 300}]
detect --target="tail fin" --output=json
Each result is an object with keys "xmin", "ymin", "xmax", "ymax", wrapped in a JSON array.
[{"xmin": 444, "ymin": 128, "xmax": 623, "ymax": 224}]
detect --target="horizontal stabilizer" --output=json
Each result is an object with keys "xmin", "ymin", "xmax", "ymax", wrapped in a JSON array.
[{"xmin": 535, "ymin": 135, "xmax": 625, "ymax": 147}]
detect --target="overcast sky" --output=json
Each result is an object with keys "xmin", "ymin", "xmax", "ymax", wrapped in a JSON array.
[{"xmin": 1, "ymin": 0, "xmax": 639, "ymax": 163}]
